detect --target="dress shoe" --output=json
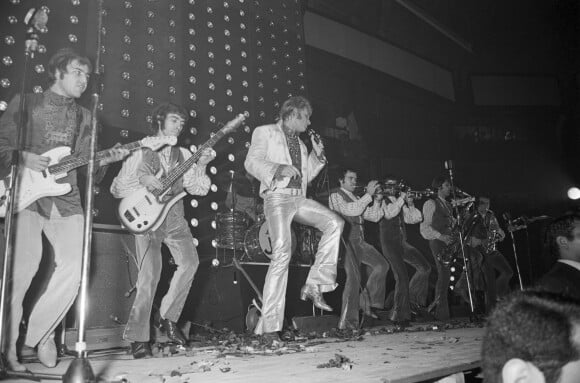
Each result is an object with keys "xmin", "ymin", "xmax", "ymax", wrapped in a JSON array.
[
  {"xmin": 37, "ymin": 337, "xmax": 57, "ymax": 368},
  {"xmin": 338, "ymin": 319, "xmax": 359, "ymax": 331},
  {"xmin": 131, "ymin": 342, "xmax": 153, "ymax": 359},
  {"xmin": 160, "ymin": 318, "xmax": 188, "ymax": 345},
  {"xmin": 363, "ymin": 307, "xmax": 381, "ymax": 319},
  {"xmin": 300, "ymin": 284, "xmax": 333, "ymax": 312},
  {"xmin": 261, "ymin": 332, "xmax": 281, "ymax": 346}
]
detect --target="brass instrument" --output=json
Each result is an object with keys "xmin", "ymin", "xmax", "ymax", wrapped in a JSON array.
[
  {"xmin": 484, "ymin": 229, "xmax": 501, "ymax": 253},
  {"xmin": 378, "ymin": 180, "xmax": 434, "ymax": 200}
]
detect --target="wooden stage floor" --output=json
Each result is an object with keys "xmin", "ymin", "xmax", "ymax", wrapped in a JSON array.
[{"xmin": 5, "ymin": 322, "xmax": 483, "ymax": 383}]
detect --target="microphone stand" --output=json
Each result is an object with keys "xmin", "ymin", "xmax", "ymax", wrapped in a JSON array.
[
  {"xmin": 0, "ymin": 11, "xmax": 62, "ymax": 381},
  {"xmin": 504, "ymin": 214, "xmax": 524, "ymax": 290},
  {"xmin": 445, "ymin": 161, "xmax": 475, "ymax": 313},
  {"xmin": 63, "ymin": 1, "xmax": 104, "ymax": 381}
]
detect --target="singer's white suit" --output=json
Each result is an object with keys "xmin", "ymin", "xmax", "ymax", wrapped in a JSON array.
[{"xmin": 245, "ymin": 121, "xmax": 344, "ymax": 334}]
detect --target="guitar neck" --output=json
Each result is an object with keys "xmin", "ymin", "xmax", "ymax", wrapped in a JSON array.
[
  {"xmin": 153, "ymin": 130, "xmax": 227, "ymax": 196},
  {"xmin": 48, "ymin": 141, "xmax": 143, "ymax": 175}
]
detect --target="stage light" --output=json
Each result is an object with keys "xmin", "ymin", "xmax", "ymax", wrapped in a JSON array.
[
  {"xmin": 210, "ymin": 184, "xmax": 218, "ymax": 192},
  {"xmin": 211, "ymin": 220, "xmax": 217, "ymax": 229},
  {"xmin": 190, "ymin": 199, "xmax": 198, "ymax": 208},
  {"xmin": 190, "ymin": 218, "xmax": 199, "ymax": 227},
  {"xmin": 568, "ymin": 187, "xmax": 580, "ymax": 200},
  {"xmin": 193, "ymin": 238, "xmax": 199, "ymax": 246}
]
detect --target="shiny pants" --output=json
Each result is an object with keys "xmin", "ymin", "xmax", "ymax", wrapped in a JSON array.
[
  {"xmin": 483, "ymin": 250, "xmax": 513, "ymax": 306},
  {"xmin": 254, "ymin": 194, "xmax": 344, "ymax": 334},
  {"xmin": 339, "ymin": 237, "xmax": 389, "ymax": 328},
  {"xmin": 5, "ymin": 208, "xmax": 83, "ymax": 362},
  {"xmin": 380, "ymin": 235, "xmax": 431, "ymax": 321},
  {"xmin": 124, "ymin": 208, "xmax": 199, "ymax": 342},
  {"xmin": 428, "ymin": 239, "xmax": 451, "ymax": 320}
]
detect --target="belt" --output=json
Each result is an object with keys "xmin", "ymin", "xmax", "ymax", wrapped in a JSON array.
[{"xmin": 269, "ymin": 188, "xmax": 303, "ymax": 196}]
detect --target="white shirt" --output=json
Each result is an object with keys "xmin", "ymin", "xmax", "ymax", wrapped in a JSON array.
[{"xmin": 328, "ymin": 188, "xmax": 383, "ymax": 222}]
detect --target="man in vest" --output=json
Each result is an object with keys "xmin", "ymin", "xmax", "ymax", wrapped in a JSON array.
[
  {"xmin": 420, "ymin": 175, "xmax": 454, "ymax": 320},
  {"xmin": 378, "ymin": 177, "xmax": 431, "ymax": 324},
  {"xmin": 329, "ymin": 168, "xmax": 389, "ymax": 330}
]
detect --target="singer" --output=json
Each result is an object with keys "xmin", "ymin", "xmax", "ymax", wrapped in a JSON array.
[
  {"xmin": 244, "ymin": 96, "xmax": 344, "ymax": 343},
  {"xmin": 0, "ymin": 48, "xmax": 129, "ymax": 371}
]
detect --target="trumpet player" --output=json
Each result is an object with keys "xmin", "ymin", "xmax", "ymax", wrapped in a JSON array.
[
  {"xmin": 465, "ymin": 196, "xmax": 512, "ymax": 308},
  {"xmin": 329, "ymin": 168, "xmax": 389, "ymax": 330},
  {"xmin": 420, "ymin": 175, "xmax": 455, "ymax": 320},
  {"xmin": 377, "ymin": 177, "xmax": 431, "ymax": 324}
]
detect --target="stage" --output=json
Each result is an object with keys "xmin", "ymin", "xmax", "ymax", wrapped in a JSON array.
[{"xmin": 6, "ymin": 321, "xmax": 483, "ymax": 383}]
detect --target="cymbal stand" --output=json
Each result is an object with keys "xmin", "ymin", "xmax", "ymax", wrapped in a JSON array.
[{"xmin": 445, "ymin": 161, "xmax": 475, "ymax": 313}]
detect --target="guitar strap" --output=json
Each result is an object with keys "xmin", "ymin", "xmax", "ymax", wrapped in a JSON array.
[
  {"xmin": 70, "ymin": 105, "xmax": 83, "ymax": 154},
  {"xmin": 168, "ymin": 145, "xmax": 180, "ymax": 171}
]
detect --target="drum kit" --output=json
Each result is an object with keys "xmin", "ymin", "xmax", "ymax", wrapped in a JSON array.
[{"xmin": 214, "ymin": 170, "xmax": 319, "ymax": 264}]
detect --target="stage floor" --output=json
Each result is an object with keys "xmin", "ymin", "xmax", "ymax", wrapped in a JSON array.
[{"xmin": 5, "ymin": 321, "xmax": 483, "ymax": 383}]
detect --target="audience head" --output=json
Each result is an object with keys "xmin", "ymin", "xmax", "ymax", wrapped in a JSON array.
[{"xmin": 482, "ymin": 290, "xmax": 580, "ymax": 383}]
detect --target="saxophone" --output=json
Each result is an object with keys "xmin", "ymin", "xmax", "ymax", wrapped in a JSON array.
[
  {"xmin": 484, "ymin": 229, "xmax": 501, "ymax": 254},
  {"xmin": 435, "ymin": 226, "xmax": 461, "ymax": 265}
]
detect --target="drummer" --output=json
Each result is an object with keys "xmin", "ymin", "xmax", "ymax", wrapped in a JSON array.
[{"xmin": 224, "ymin": 169, "xmax": 261, "ymax": 222}]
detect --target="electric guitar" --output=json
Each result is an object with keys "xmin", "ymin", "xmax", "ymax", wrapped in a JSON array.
[
  {"xmin": 118, "ymin": 113, "xmax": 246, "ymax": 234},
  {"xmin": 0, "ymin": 136, "xmax": 177, "ymax": 217}
]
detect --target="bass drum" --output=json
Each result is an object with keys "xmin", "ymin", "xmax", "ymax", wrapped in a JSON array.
[{"xmin": 244, "ymin": 221, "xmax": 296, "ymax": 262}]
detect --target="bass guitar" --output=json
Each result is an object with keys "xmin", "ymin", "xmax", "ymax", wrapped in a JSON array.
[
  {"xmin": 0, "ymin": 136, "xmax": 176, "ymax": 217},
  {"xmin": 118, "ymin": 114, "xmax": 246, "ymax": 234}
]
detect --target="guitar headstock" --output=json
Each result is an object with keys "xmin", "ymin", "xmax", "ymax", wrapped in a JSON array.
[
  {"xmin": 141, "ymin": 135, "xmax": 178, "ymax": 151},
  {"xmin": 221, "ymin": 113, "xmax": 246, "ymax": 135}
]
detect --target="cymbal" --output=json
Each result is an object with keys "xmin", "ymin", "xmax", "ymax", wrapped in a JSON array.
[{"xmin": 215, "ymin": 171, "xmax": 257, "ymax": 197}]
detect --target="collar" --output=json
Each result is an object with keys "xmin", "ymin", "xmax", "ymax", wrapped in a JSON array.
[
  {"xmin": 279, "ymin": 120, "xmax": 298, "ymax": 138},
  {"xmin": 45, "ymin": 89, "xmax": 75, "ymax": 107},
  {"xmin": 558, "ymin": 259, "xmax": 580, "ymax": 272},
  {"xmin": 340, "ymin": 187, "xmax": 357, "ymax": 198}
]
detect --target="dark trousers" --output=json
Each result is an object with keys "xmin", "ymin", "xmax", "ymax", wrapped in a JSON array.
[
  {"xmin": 339, "ymin": 237, "xmax": 389, "ymax": 328},
  {"xmin": 380, "ymin": 236, "xmax": 432, "ymax": 321},
  {"xmin": 483, "ymin": 250, "xmax": 513, "ymax": 306},
  {"xmin": 428, "ymin": 239, "xmax": 451, "ymax": 320}
]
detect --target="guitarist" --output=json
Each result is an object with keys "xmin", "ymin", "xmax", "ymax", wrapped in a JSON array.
[
  {"xmin": 110, "ymin": 102, "xmax": 215, "ymax": 359},
  {"xmin": 0, "ymin": 48, "xmax": 129, "ymax": 372}
]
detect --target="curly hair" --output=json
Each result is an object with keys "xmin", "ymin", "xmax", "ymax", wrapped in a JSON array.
[
  {"xmin": 482, "ymin": 290, "xmax": 580, "ymax": 383},
  {"xmin": 545, "ymin": 213, "xmax": 580, "ymax": 259}
]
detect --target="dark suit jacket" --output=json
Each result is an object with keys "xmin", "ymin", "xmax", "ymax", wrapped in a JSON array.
[{"xmin": 536, "ymin": 261, "xmax": 580, "ymax": 301}]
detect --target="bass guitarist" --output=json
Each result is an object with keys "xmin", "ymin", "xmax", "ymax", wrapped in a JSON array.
[{"xmin": 110, "ymin": 101, "xmax": 215, "ymax": 358}]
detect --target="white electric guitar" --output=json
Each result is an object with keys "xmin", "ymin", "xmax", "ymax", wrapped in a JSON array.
[
  {"xmin": 0, "ymin": 136, "xmax": 177, "ymax": 217},
  {"xmin": 118, "ymin": 114, "xmax": 246, "ymax": 235}
]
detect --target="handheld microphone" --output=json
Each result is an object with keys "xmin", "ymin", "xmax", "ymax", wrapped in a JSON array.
[
  {"xmin": 444, "ymin": 160, "xmax": 454, "ymax": 170},
  {"xmin": 124, "ymin": 285, "xmax": 136, "ymax": 298}
]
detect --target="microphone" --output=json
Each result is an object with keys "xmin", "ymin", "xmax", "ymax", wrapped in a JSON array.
[
  {"xmin": 502, "ymin": 212, "xmax": 512, "ymax": 223},
  {"xmin": 24, "ymin": 8, "xmax": 48, "ymax": 55},
  {"xmin": 444, "ymin": 160, "xmax": 453, "ymax": 170},
  {"xmin": 124, "ymin": 285, "xmax": 136, "ymax": 298}
]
